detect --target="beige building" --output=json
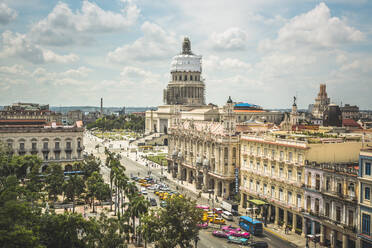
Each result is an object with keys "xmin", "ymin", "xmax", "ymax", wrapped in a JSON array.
[
  {"xmin": 0, "ymin": 119, "xmax": 84, "ymax": 171},
  {"xmin": 239, "ymin": 132, "xmax": 371, "ymax": 239},
  {"xmin": 168, "ymin": 119, "xmax": 239, "ymax": 199}
]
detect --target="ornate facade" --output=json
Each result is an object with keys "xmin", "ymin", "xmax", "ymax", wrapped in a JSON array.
[
  {"xmin": 0, "ymin": 119, "xmax": 84, "ymax": 171},
  {"xmin": 168, "ymin": 120, "xmax": 239, "ymax": 199},
  {"xmin": 240, "ymin": 132, "xmax": 371, "ymax": 243},
  {"xmin": 304, "ymin": 162, "xmax": 358, "ymax": 248},
  {"xmin": 312, "ymin": 84, "xmax": 330, "ymax": 119}
]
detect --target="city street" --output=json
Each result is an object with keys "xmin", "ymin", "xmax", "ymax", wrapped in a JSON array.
[{"xmin": 84, "ymin": 133, "xmax": 296, "ymax": 248}]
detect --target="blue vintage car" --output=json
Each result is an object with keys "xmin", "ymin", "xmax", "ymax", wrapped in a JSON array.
[{"xmin": 227, "ymin": 236, "xmax": 249, "ymax": 245}]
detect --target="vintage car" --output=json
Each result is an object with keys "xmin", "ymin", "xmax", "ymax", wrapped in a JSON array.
[
  {"xmin": 212, "ymin": 230, "xmax": 229, "ymax": 238},
  {"xmin": 227, "ymin": 236, "xmax": 249, "ymax": 245},
  {"xmin": 222, "ymin": 225, "xmax": 241, "ymax": 232},
  {"xmin": 196, "ymin": 222, "xmax": 208, "ymax": 229},
  {"xmin": 227, "ymin": 230, "xmax": 250, "ymax": 238},
  {"xmin": 209, "ymin": 217, "xmax": 226, "ymax": 225}
]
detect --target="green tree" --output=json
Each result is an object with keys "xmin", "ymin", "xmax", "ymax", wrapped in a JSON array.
[
  {"xmin": 126, "ymin": 195, "xmax": 148, "ymax": 244},
  {"xmin": 86, "ymin": 172, "xmax": 107, "ymax": 213},
  {"xmin": 45, "ymin": 163, "xmax": 64, "ymax": 202},
  {"xmin": 141, "ymin": 196, "xmax": 202, "ymax": 248},
  {"xmin": 81, "ymin": 155, "xmax": 101, "ymax": 180},
  {"xmin": 62, "ymin": 174, "xmax": 85, "ymax": 213}
]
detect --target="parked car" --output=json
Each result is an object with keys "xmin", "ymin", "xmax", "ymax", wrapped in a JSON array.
[
  {"xmin": 249, "ymin": 241, "xmax": 268, "ymax": 248},
  {"xmin": 227, "ymin": 230, "xmax": 250, "ymax": 238},
  {"xmin": 212, "ymin": 230, "xmax": 229, "ymax": 238},
  {"xmin": 197, "ymin": 222, "xmax": 208, "ymax": 229},
  {"xmin": 222, "ymin": 210, "xmax": 234, "ymax": 221},
  {"xmin": 222, "ymin": 225, "xmax": 241, "ymax": 232},
  {"xmin": 227, "ymin": 236, "xmax": 249, "ymax": 245},
  {"xmin": 160, "ymin": 200, "xmax": 167, "ymax": 208},
  {"xmin": 209, "ymin": 217, "xmax": 226, "ymax": 225},
  {"xmin": 141, "ymin": 188, "xmax": 148, "ymax": 195},
  {"xmin": 213, "ymin": 208, "xmax": 223, "ymax": 214}
]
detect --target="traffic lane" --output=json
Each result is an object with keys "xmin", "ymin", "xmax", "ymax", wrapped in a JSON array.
[{"xmin": 121, "ymin": 155, "xmax": 292, "ymax": 248}]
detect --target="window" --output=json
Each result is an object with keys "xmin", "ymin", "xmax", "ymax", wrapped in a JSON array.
[
  {"xmin": 77, "ymin": 140, "xmax": 81, "ymax": 148},
  {"xmin": 224, "ymin": 147, "xmax": 228, "ymax": 159},
  {"xmin": 288, "ymin": 169, "xmax": 292, "ymax": 180},
  {"xmin": 243, "ymin": 177, "xmax": 247, "ymax": 187},
  {"xmin": 297, "ymin": 194, "xmax": 301, "ymax": 207},
  {"xmin": 279, "ymin": 189, "xmax": 283, "ymax": 201},
  {"xmin": 19, "ymin": 143, "xmax": 24, "ymax": 150},
  {"xmin": 43, "ymin": 142, "xmax": 48, "ymax": 149},
  {"xmin": 250, "ymin": 146, "xmax": 253, "ymax": 154},
  {"xmin": 279, "ymin": 167, "xmax": 283, "ymax": 177},
  {"xmin": 257, "ymin": 147, "xmax": 261, "ymax": 155},
  {"xmin": 264, "ymin": 164, "xmax": 267, "ymax": 174},
  {"xmin": 256, "ymin": 181, "xmax": 260, "ymax": 192},
  {"xmin": 362, "ymin": 214, "xmax": 371, "ymax": 235},
  {"xmin": 232, "ymin": 147, "xmax": 236, "ymax": 159},
  {"xmin": 66, "ymin": 152, "xmax": 71, "ymax": 159},
  {"xmin": 298, "ymin": 154, "xmax": 303, "ymax": 164},
  {"xmin": 55, "ymin": 142, "xmax": 60, "ymax": 149},
  {"xmin": 264, "ymin": 148, "xmax": 268, "ymax": 156},
  {"xmin": 264, "ymin": 184, "xmax": 267, "ymax": 195},
  {"xmin": 288, "ymin": 152, "xmax": 293, "ymax": 162},
  {"xmin": 271, "ymin": 150, "xmax": 275, "ymax": 158},
  {"xmin": 325, "ymin": 203, "xmax": 330, "ymax": 217},
  {"xmin": 190, "ymin": 75, "xmax": 193, "ymax": 81},
  {"xmin": 348, "ymin": 210, "xmax": 354, "ymax": 226},
  {"xmin": 366, "ymin": 162, "xmax": 371, "ymax": 176},
  {"xmin": 336, "ymin": 206, "xmax": 341, "ymax": 222},
  {"xmin": 297, "ymin": 172, "xmax": 302, "ymax": 182},
  {"xmin": 280, "ymin": 151, "xmax": 284, "ymax": 160},
  {"xmin": 32, "ymin": 142, "xmax": 37, "ymax": 150},
  {"xmin": 365, "ymin": 187, "xmax": 370, "ymax": 200},
  {"xmin": 55, "ymin": 152, "xmax": 60, "ymax": 160},
  {"xmin": 250, "ymin": 161, "xmax": 253, "ymax": 169},
  {"xmin": 287, "ymin": 191, "xmax": 292, "ymax": 205},
  {"xmin": 256, "ymin": 162, "xmax": 260, "ymax": 171},
  {"xmin": 67, "ymin": 141, "xmax": 71, "ymax": 149},
  {"xmin": 250, "ymin": 180, "xmax": 253, "ymax": 190},
  {"xmin": 184, "ymin": 75, "xmax": 187, "ymax": 81},
  {"xmin": 271, "ymin": 165, "xmax": 275, "ymax": 176},
  {"xmin": 326, "ymin": 178, "xmax": 330, "ymax": 191},
  {"xmin": 271, "ymin": 186, "xmax": 275, "ymax": 198}
]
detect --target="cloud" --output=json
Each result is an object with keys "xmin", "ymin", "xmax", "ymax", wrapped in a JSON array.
[
  {"xmin": 259, "ymin": 3, "xmax": 364, "ymax": 51},
  {"xmin": 0, "ymin": 30, "xmax": 79, "ymax": 64},
  {"xmin": 210, "ymin": 27, "xmax": 249, "ymax": 51},
  {"xmin": 0, "ymin": 3, "xmax": 17, "ymax": 25},
  {"xmin": 30, "ymin": 1, "xmax": 140, "ymax": 46},
  {"xmin": 204, "ymin": 56, "xmax": 251, "ymax": 74},
  {"xmin": 107, "ymin": 21, "xmax": 178, "ymax": 63},
  {"xmin": 0, "ymin": 64, "xmax": 29, "ymax": 76},
  {"xmin": 31, "ymin": 66, "xmax": 93, "ymax": 86}
]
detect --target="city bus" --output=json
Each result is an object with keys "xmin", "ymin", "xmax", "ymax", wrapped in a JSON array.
[{"xmin": 239, "ymin": 216, "xmax": 263, "ymax": 236}]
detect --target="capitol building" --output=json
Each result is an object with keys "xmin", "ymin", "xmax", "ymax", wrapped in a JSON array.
[{"xmin": 145, "ymin": 38, "xmax": 283, "ymax": 134}]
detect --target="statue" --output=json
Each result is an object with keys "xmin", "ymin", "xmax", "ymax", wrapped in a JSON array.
[
  {"xmin": 182, "ymin": 37, "xmax": 192, "ymax": 55},
  {"xmin": 293, "ymin": 96, "xmax": 297, "ymax": 106}
]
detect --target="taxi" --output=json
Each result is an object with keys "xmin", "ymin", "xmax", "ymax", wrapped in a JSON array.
[{"xmin": 209, "ymin": 217, "xmax": 225, "ymax": 225}]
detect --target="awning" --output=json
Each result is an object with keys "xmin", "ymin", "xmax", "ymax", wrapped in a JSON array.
[{"xmin": 247, "ymin": 199, "xmax": 267, "ymax": 206}]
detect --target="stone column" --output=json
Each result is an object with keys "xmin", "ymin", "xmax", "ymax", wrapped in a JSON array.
[
  {"xmin": 283, "ymin": 209, "xmax": 288, "ymax": 228},
  {"xmin": 331, "ymin": 230, "xmax": 336, "ymax": 248},
  {"xmin": 311, "ymin": 221, "xmax": 315, "ymax": 235},
  {"xmin": 275, "ymin": 206, "xmax": 279, "ymax": 225},
  {"xmin": 177, "ymin": 162, "xmax": 182, "ymax": 180},
  {"xmin": 342, "ymin": 234, "xmax": 348, "ymax": 248},
  {"xmin": 202, "ymin": 170, "xmax": 208, "ymax": 192},
  {"xmin": 292, "ymin": 213, "xmax": 297, "ymax": 232},
  {"xmin": 302, "ymin": 217, "xmax": 307, "ymax": 237},
  {"xmin": 320, "ymin": 224, "xmax": 325, "ymax": 245},
  {"xmin": 185, "ymin": 168, "xmax": 189, "ymax": 183},
  {"xmin": 268, "ymin": 205, "xmax": 272, "ymax": 221}
]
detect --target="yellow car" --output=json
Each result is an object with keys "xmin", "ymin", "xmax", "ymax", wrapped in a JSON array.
[
  {"xmin": 209, "ymin": 217, "xmax": 225, "ymax": 225},
  {"xmin": 138, "ymin": 179, "xmax": 146, "ymax": 183}
]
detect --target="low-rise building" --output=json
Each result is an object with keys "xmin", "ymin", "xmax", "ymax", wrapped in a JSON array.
[
  {"xmin": 0, "ymin": 119, "xmax": 84, "ymax": 171},
  {"xmin": 357, "ymin": 148, "xmax": 372, "ymax": 248}
]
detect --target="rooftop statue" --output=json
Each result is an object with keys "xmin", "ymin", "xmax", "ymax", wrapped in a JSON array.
[{"xmin": 182, "ymin": 37, "xmax": 193, "ymax": 55}]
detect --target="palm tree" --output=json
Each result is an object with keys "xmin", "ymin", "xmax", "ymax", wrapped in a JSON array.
[{"xmin": 126, "ymin": 195, "xmax": 149, "ymax": 245}]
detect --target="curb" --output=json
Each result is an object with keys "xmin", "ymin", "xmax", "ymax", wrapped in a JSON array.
[{"xmin": 264, "ymin": 227, "xmax": 290, "ymax": 242}]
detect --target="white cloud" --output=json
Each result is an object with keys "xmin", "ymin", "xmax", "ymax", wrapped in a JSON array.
[
  {"xmin": 204, "ymin": 56, "xmax": 251, "ymax": 73},
  {"xmin": 210, "ymin": 27, "xmax": 249, "ymax": 51},
  {"xmin": 63, "ymin": 66, "xmax": 92, "ymax": 78},
  {"xmin": 0, "ymin": 3, "xmax": 17, "ymax": 25},
  {"xmin": 30, "ymin": 1, "xmax": 139, "ymax": 46},
  {"xmin": 107, "ymin": 21, "xmax": 178, "ymax": 63},
  {"xmin": 0, "ymin": 64, "xmax": 29, "ymax": 75},
  {"xmin": 259, "ymin": 3, "xmax": 364, "ymax": 51},
  {"xmin": 0, "ymin": 30, "xmax": 79, "ymax": 64},
  {"xmin": 43, "ymin": 50, "xmax": 79, "ymax": 64},
  {"xmin": 32, "ymin": 66, "xmax": 92, "ymax": 85}
]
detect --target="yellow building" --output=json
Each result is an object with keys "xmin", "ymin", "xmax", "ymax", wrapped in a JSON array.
[{"xmin": 239, "ymin": 132, "xmax": 371, "ymax": 239}]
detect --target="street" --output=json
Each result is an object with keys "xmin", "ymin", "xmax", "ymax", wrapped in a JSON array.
[{"xmin": 84, "ymin": 133, "xmax": 296, "ymax": 248}]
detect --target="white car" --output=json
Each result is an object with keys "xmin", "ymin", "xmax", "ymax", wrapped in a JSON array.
[{"xmin": 141, "ymin": 188, "xmax": 148, "ymax": 195}]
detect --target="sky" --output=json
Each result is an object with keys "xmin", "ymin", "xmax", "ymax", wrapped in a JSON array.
[{"xmin": 0, "ymin": 0, "xmax": 371, "ymax": 109}]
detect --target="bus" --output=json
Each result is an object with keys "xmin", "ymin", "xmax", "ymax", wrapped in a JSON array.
[{"xmin": 239, "ymin": 216, "xmax": 263, "ymax": 236}]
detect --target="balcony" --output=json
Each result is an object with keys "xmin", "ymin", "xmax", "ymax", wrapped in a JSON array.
[
  {"xmin": 30, "ymin": 148, "xmax": 38, "ymax": 154},
  {"xmin": 77, "ymin": 146, "xmax": 84, "ymax": 151},
  {"xmin": 42, "ymin": 147, "xmax": 50, "ymax": 152},
  {"xmin": 18, "ymin": 148, "xmax": 26, "ymax": 155},
  {"xmin": 54, "ymin": 147, "xmax": 61, "ymax": 152},
  {"xmin": 65, "ymin": 147, "xmax": 72, "ymax": 152}
]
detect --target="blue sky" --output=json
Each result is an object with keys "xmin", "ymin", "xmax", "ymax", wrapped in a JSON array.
[{"xmin": 0, "ymin": 0, "xmax": 371, "ymax": 109}]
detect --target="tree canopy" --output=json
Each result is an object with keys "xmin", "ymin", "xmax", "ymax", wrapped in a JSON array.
[{"xmin": 86, "ymin": 114, "xmax": 145, "ymax": 132}]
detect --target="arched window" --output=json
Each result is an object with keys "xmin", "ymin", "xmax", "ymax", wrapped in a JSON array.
[
  {"xmin": 184, "ymin": 75, "xmax": 187, "ymax": 81},
  {"xmin": 190, "ymin": 75, "xmax": 193, "ymax": 80}
]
